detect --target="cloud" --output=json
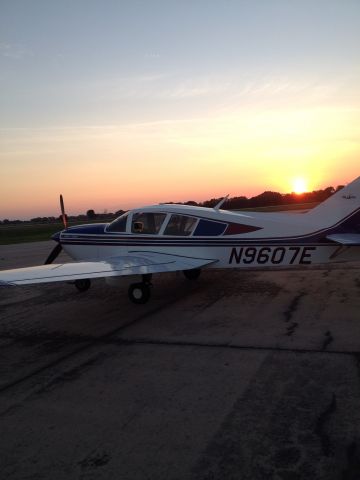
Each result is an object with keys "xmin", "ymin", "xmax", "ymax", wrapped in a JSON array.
[
  {"xmin": 0, "ymin": 42, "xmax": 33, "ymax": 59},
  {"xmin": 144, "ymin": 52, "xmax": 160, "ymax": 58},
  {"xmin": 87, "ymin": 71, "xmax": 348, "ymax": 105}
]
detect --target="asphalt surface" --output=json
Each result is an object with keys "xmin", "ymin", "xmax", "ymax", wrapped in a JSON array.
[{"xmin": 1, "ymin": 241, "xmax": 360, "ymax": 479}]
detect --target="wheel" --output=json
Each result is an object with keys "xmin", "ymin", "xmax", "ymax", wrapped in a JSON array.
[
  {"xmin": 183, "ymin": 268, "xmax": 201, "ymax": 280},
  {"xmin": 74, "ymin": 279, "xmax": 91, "ymax": 292},
  {"xmin": 128, "ymin": 282, "xmax": 151, "ymax": 304}
]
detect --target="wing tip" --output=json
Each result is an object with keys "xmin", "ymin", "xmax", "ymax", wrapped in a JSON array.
[{"xmin": 0, "ymin": 280, "xmax": 16, "ymax": 287}]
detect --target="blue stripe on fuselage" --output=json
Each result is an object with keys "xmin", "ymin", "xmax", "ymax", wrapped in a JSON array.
[{"xmin": 64, "ymin": 223, "xmax": 107, "ymax": 235}]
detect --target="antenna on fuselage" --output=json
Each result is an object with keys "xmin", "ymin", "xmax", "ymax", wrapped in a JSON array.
[{"xmin": 213, "ymin": 194, "xmax": 229, "ymax": 211}]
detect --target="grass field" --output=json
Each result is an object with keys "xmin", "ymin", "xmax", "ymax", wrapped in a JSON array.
[
  {"xmin": 0, "ymin": 203, "xmax": 318, "ymax": 245},
  {"xmin": 0, "ymin": 220, "xmax": 112, "ymax": 245},
  {"xmin": 0, "ymin": 223, "xmax": 62, "ymax": 245}
]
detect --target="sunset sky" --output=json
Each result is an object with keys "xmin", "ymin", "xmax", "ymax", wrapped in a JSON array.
[{"xmin": 1, "ymin": 0, "xmax": 360, "ymax": 219}]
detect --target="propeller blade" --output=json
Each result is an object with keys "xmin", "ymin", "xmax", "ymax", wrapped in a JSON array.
[
  {"xmin": 60, "ymin": 194, "xmax": 67, "ymax": 228},
  {"xmin": 44, "ymin": 243, "xmax": 63, "ymax": 265}
]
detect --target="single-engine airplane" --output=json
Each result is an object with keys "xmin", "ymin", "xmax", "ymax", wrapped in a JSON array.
[{"xmin": 1, "ymin": 176, "xmax": 360, "ymax": 303}]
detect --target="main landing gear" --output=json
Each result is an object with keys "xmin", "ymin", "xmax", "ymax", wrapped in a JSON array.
[
  {"xmin": 72, "ymin": 269, "xmax": 201, "ymax": 304},
  {"xmin": 128, "ymin": 274, "xmax": 152, "ymax": 304},
  {"xmin": 72, "ymin": 275, "xmax": 152, "ymax": 304},
  {"xmin": 183, "ymin": 268, "xmax": 201, "ymax": 280},
  {"xmin": 74, "ymin": 279, "xmax": 91, "ymax": 292}
]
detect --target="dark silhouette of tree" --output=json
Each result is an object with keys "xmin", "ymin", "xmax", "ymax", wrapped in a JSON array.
[
  {"xmin": 227, "ymin": 196, "xmax": 248, "ymax": 209},
  {"xmin": 201, "ymin": 197, "xmax": 223, "ymax": 208},
  {"xmin": 249, "ymin": 191, "xmax": 283, "ymax": 208},
  {"xmin": 86, "ymin": 209, "xmax": 96, "ymax": 220}
]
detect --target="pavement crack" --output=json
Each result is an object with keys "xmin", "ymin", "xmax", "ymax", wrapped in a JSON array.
[
  {"xmin": 314, "ymin": 393, "xmax": 337, "ymax": 457},
  {"xmin": 198, "ymin": 294, "xmax": 225, "ymax": 312},
  {"xmin": 36, "ymin": 352, "xmax": 107, "ymax": 394},
  {"xmin": 286, "ymin": 322, "xmax": 298, "ymax": 336},
  {"xmin": 283, "ymin": 291, "xmax": 306, "ymax": 323},
  {"xmin": 322, "ymin": 330, "xmax": 334, "ymax": 351},
  {"xmin": 79, "ymin": 451, "xmax": 111, "ymax": 469}
]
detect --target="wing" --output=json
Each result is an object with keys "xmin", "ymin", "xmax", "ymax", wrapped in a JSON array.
[
  {"xmin": 0, "ymin": 251, "xmax": 217, "ymax": 286},
  {"xmin": 326, "ymin": 234, "xmax": 360, "ymax": 245}
]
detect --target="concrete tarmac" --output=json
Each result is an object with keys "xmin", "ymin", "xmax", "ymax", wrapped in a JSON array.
[{"xmin": 1, "ymin": 241, "xmax": 360, "ymax": 479}]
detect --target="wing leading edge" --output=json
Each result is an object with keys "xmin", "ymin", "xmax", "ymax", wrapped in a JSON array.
[{"xmin": 0, "ymin": 252, "xmax": 217, "ymax": 286}]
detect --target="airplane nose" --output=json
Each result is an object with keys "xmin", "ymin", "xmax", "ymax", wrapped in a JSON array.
[{"xmin": 51, "ymin": 231, "xmax": 61, "ymax": 242}]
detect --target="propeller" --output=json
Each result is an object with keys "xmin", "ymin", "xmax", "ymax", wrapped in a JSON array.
[
  {"xmin": 60, "ymin": 194, "xmax": 67, "ymax": 228},
  {"xmin": 44, "ymin": 243, "xmax": 63, "ymax": 265},
  {"xmin": 44, "ymin": 194, "xmax": 67, "ymax": 265}
]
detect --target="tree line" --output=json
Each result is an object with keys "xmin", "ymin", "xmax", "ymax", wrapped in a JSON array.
[
  {"xmin": 0, "ymin": 184, "xmax": 344, "ymax": 224},
  {"xmin": 198, "ymin": 185, "xmax": 344, "ymax": 209}
]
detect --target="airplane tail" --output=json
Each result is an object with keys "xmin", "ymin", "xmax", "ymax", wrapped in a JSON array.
[{"xmin": 306, "ymin": 176, "xmax": 360, "ymax": 229}]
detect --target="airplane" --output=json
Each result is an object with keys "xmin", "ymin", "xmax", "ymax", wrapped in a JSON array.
[{"xmin": 1, "ymin": 176, "xmax": 360, "ymax": 304}]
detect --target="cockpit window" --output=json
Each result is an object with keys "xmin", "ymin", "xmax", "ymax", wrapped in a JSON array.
[
  {"xmin": 163, "ymin": 215, "xmax": 197, "ymax": 236},
  {"xmin": 131, "ymin": 212, "xmax": 167, "ymax": 234},
  {"xmin": 193, "ymin": 219, "xmax": 227, "ymax": 236},
  {"xmin": 107, "ymin": 212, "xmax": 129, "ymax": 232}
]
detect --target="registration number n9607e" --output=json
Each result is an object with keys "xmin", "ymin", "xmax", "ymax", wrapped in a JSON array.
[{"xmin": 228, "ymin": 246, "xmax": 317, "ymax": 266}]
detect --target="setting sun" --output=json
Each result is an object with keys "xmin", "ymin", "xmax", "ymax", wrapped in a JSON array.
[{"xmin": 293, "ymin": 178, "xmax": 307, "ymax": 194}]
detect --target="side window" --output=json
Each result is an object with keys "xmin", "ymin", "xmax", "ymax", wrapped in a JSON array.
[
  {"xmin": 193, "ymin": 219, "xmax": 227, "ymax": 236},
  {"xmin": 164, "ymin": 215, "xmax": 197, "ymax": 236},
  {"xmin": 131, "ymin": 212, "xmax": 166, "ymax": 234},
  {"xmin": 107, "ymin": 212, "xmax": 129, "ymax": 232}
]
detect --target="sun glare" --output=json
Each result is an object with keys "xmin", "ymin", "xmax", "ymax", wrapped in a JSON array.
[{"xmin": 292, "ymin": 178, "xmax": 307, "ymax": 194}]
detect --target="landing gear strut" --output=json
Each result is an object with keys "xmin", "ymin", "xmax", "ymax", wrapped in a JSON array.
[
  {"xmin": 183, "ymin": 268, "xmax": 201, "ymax": 280},
  {"xmin": 74, "ymin": 278, "xmax": 91, "ymax": 292},
  {"xmin": 128, "ymin": 274, "xmax": 152, "ymax": 304}
]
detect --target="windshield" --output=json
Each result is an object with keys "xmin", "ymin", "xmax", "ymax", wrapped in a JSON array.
[{"xmin": 107, "ymin": 212, "xmax": 129, "ymax": 232}]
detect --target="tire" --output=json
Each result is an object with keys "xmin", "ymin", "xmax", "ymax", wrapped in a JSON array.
[
  {"xmin": 128, "ymin": 282, "xmax": 151, "ymax": 304},
  {"xmin": 183, "ymin": 268, "xmax": 201, "ymax": 280},
  {"xmin": 74, "ymin": 279, "xmax": 91, "ymax": 292}
]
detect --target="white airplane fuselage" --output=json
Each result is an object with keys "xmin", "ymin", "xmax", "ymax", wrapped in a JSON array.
[{"xmin": 59, "ymin": 203, "xmax": 360, "ymax": 269}]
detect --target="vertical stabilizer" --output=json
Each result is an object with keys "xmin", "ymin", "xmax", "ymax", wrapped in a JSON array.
[{"xmin": 306, "ymin": 176, "xmax": 360, "ymax": 227}]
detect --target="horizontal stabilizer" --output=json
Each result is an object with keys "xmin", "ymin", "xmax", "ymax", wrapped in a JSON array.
[
  {"xmin": 0, "ymin": 252, "xmax": 216, "ymax": 286},
  {"xmin": 326, "ymin": 234, "xmax": 360, "ymax": 245}
]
